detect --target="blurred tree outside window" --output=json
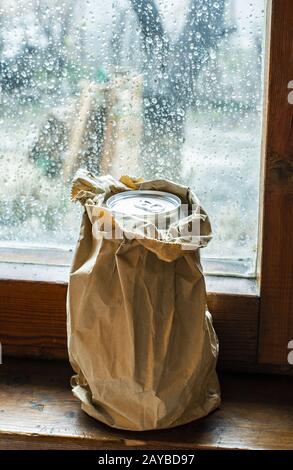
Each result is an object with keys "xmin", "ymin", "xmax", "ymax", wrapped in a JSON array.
[{"xmin": 0, "ymin": 0, "xmax": 265, "ymax": 276}]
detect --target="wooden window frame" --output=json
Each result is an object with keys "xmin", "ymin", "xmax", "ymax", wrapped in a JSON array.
[{"xmin": 0, "ymin": 0, "xmax": 292, "ymax": 372}]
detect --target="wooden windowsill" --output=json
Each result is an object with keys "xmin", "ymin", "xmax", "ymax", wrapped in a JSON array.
[
  {"xmin": 0, "ymin": 261, "xmax": 258, "ymax": 296},
  {"xmin": 0, "ymin": 359, "xmax": 292, "ymax": 450},
  {"xmin": 0, "ymin": 261, "xmax": 260, "ymax": 369}
]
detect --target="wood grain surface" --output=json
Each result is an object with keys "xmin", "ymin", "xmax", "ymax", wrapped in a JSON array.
[
  {"xmin": 0, "ymin": 359, "xmax": 292, "ymax": 450},
  {"xmin": 259, "ymin": 0, "xmax": 293, "ymax": 364},
  {"xmin": 0, "ymin": 278, "xmax": 259, "ymax": 368}
]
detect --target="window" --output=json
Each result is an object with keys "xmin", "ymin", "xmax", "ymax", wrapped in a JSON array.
[
  {"xmin": 0, "ymin": 0, "xmax": 265, "ymax": 276},
  {"xmin": 1, "ymin": 0, "xmax": 292, "ymax": 370}
]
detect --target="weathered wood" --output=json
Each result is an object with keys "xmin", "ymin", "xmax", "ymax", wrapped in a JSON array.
[
  {"xmin": 0, "ymin": 280, "xmax": 67, "ymax": 360},
  {"xmin": 0, "ymin": 277, "xmax": 259, "ymax": 367},
  {"xmin": 258, "ymin": 0, "xmax": 293, "ymax": 364},
  {"xmin": 208, "ymin": 293, "xmax": 259, "ymax": 366},
  {"xmin": 63, "ymin": 81, "xmax": 107, "ymax": 179},
  {"xmin": 63, "ymin": 75, "xmax": 143, "ymax": 180},
  {"xmin": 100, "ymin": 73, "xmax": 143, "ymax": 178},
  {"xmin": 0, "ymin": 359, "xmax": 292, "ymax": 450}
]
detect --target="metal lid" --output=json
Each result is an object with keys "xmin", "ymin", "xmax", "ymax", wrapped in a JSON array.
[{"xmin": 106, "ymin": 190, "xmax": 181, "ymax": 217}]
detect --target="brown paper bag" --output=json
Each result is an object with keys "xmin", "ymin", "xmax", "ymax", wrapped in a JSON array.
[{"xmin": 67, "ymin": 169, "xmax": 221, "ymax": 430}]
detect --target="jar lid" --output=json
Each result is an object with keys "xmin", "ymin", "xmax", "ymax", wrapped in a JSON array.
[{"xmin": 106, "ymin": 190, "xmax": 181, "ymax": 218}]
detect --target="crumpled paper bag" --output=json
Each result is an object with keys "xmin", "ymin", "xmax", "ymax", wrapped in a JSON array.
[{"xmin": 67, "ymin": 169, "xmax": 221, "ymax": 430}]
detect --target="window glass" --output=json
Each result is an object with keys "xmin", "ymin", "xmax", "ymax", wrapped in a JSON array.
[{"xmin": 0, "ymin": 0, "xmax": 265, "ymax": 275}]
